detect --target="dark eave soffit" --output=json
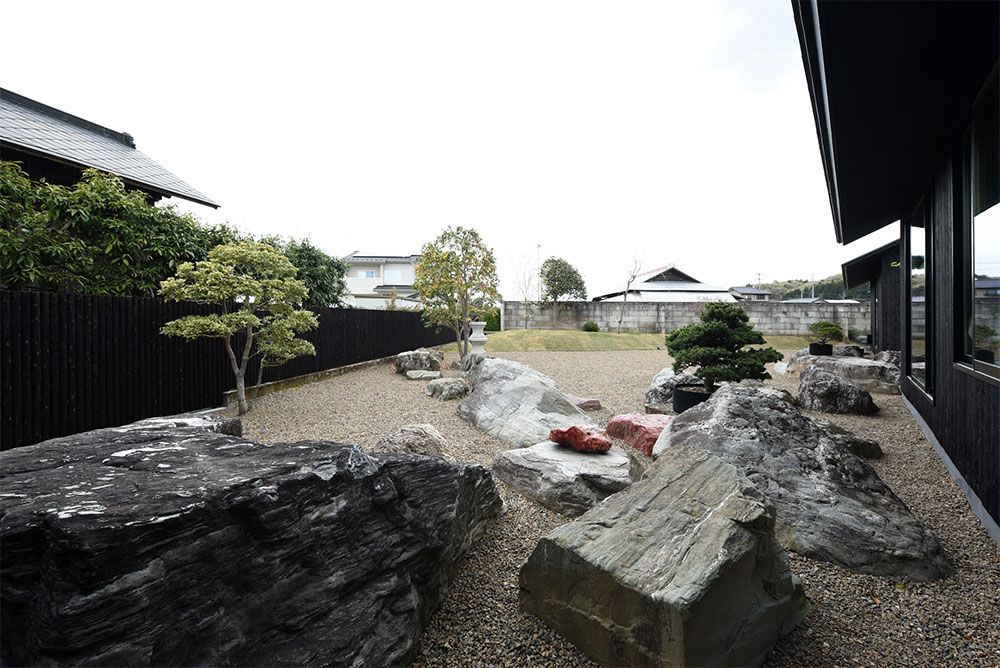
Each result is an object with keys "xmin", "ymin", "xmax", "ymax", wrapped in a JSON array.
[
  {"xmin": 793, "ymin": 0, "xmax": 999, "ymax": 245},
  {"xmin": 841, "ymin": 239, "xmax": 900, "ymax": 290}
]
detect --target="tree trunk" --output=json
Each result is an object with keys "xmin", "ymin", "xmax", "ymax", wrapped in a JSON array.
[
  {"xmin": 235, "ymin": 372, "xmax": 248, "ymax": 415},
  {"xmin": 617, "ymin": 294, "xmax": 628, "ymax": 334},
  {"xmin": 454, "ymin": 325, "xmax": 465, "ymax": 360},
  {"xmin": 551, "ymin": 301, "xmax": 558, "ymax": 329}
]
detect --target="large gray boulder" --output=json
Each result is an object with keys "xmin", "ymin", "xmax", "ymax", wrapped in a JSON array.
[
  {"xmin": 798, "ymin": 365, "xmax": 880, "ymax": 415},
  {"xmin": 458, "ymin": 351, "xmax": 488, "ymax": 380},
  {"xmin": 426, "ymin": 377, "xmax": 469, "ymax": 400},
  {"xmin": 652, "ymin": 385, "xmax": 950, "ymax": 580},
  {"xmin": 457, "ymin": 358, "xmax": 594, "ymax": 447},
  {"xmin": 787, "ymin": 349, "xmax": 900, "ymax": 393},
  {"xmin": 833, "ymin": 344, "xmax": 865, "ymax": 356},
  {"xmin": 372, "ymin": 423, "xmax": 448, "ymax": 458},
  {"xmin": 492, "ymin": 442, "xmax": 633, "ymax": 516},
  {"xmin": 395, "ymin": 348, "xmax": 441, "ymax": 374},
  {"xmin": 520, "ymin": 445, "xmax": 807, "ymax": 667},
  {"xmin": 0, "ymin": 414, "xmax": 502, "ymax": 667},
  {"xmin": 644, "ymin": 367, "xmax": 700, "ymax": 405},
  {"xmin": 874, "ymin": 349, "xmax": 902, "ymax": 368}
]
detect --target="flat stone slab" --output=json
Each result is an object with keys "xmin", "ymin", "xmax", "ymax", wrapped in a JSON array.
[
  {"xmin": 787, "ymin": 350, "xmax": 900, "ymax": 393},
  {"xmin": 406, "ymin": 370, "xmax": 441, "ymax": 380},
  {"xmin": 519, "ymin": 444, "xmax": 807, "ymax": 667},
  {"xmin": 492, "ymin": 441, "xmax": 632, "ymax": 516}
]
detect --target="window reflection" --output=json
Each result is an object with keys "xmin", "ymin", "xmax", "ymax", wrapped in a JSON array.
[
  {"xmin": 971, "ymin": 75, "xmax": 999, "ymax": 367},
  {"xmin": 910, "ymin": 203, "xmax": 929, "ymax": 389}
]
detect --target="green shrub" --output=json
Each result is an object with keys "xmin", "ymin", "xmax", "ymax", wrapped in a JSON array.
[
  {"xmin": 848, "ymin": 328, "xmax": 860, "ymax": 341},
  {"xmin": 582, "ymin": 321, "xmax": 600, "ymax": 332},
  {"xmin": 808, "ymin": 321, "xmax": 843, "ymax": 344},
  {"xmin": 484, "ymin": 307, "xmax": 501, "ymax": 332},
  {"xmin": 665, "ymin": 302, "xmax": 782, "ymax": 392}
]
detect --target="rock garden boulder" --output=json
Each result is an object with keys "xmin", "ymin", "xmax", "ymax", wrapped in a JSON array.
[
  {"xmin": 492, "ymin": 442, "xmax": 633, "ymax": 516},
  {"xmin": 458, "ymin": 352, "xmax": 487, "ymax": 379},
  {"xmin": 426, "ymin": 377, "xmax": 469, "ymax": 400},
  {"xmin": 372, "ymin": 423, "xmax": 448, "ymax": 458},
  {"xmin": 457, "ymin": 358, "xmax": 594, "ymax": 447},
  {"xmin": 644, "ymin": 367, "xmax": 699, "ymax": 405},
  {"xmin": 833, "ymin": 344, "xmax": 865, "ymax": 356},
  {"xmin": 562, "ymin": 393, "xmax": 602, "ymax": 411},
  {"xmin": 395, "ymin": 348, "xmax": 441, "ymax": 374},
  {"xmin": 519, "ymin": 445, "xmax": 807, "ymax": 667},
  {"xmin": 798, "ymin": 365, "xmax": 879, "ymax": 415},
  {"xmin": 0, "ymin": 414, "xmax": 502, "ymax": 667},
  {"xmin": 813, "ymin": 418, "xmax": 884, "ymax": 459},
  {"xmin": 652, "ymin": 384, "xmax": 950, "ymax": 580},
  {"xmin": 787, "ymin": 349, "xmax": 901, "ymax": 393},
  {"xmin": 874, "ymin": 349, "xmax": 902, "ymax": 368},
  {"xmin": 549, "ymin": 426, "xmax": 612, "ymax": 453},
  {"xmin": 606, "ymin": 413, "xmax": 673, "ymax": 456},
  {"xmin": 405, "ymin": 369, "xmax": 441, "ymax": 380}
]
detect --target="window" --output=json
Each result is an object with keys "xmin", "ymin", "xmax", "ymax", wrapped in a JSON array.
[
  {"xmin": 908, "ymin": 196, "xmax": 932, "ymax": 392},
  {"xmin": 384, "ymin": 269, "xmax": 402, "ymax": 284},
  {"xmin": 358, "ymin": 269, "xmax": 374, "ymax": 278},
  {"xmin": 959, "ymin": 69, "xmax": 999, "ymax": 378}
]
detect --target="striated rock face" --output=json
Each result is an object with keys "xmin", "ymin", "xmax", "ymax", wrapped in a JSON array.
[
  {"xmin": 492, "ymin": 442, "xmax": 633, "ymax": 516},
  {"xmin": 874, "ymin": 349, "xmax": 902, "ymax": 368},
  {"xmin": 813, "ymin": 418, "xmax": 884, "ymax": 459},
  {"xmin": 372, "ymin": 423, "xmax": 448, "ymax": 458},
  {"xmin": 798, "ymin": 365, "xmax": 880, "ymax": 415},
  {"xmin": 406, "ymin": 369, "xmax": 442, "ymax": 380},
  {"xmin": 549, "ymin": 426, "xmax": 612, "ymax": 453},
  {"xmin": 458, "ymin": 352, "xmax": 488, "ymax": 380},
  {"xmin": 395, "ymin": 348, "xmax": 441, "ymax": 374},
  {"xmin": 457, "ymin": 358, "xmax": 594, "ymax": 447},
  {"xmin": 787, "ymin": 350, "xmax": 900, "ymax": 393},
  {"xmin": 562, "ymin": 393, "xmax": 602, "ymax": 411},
  {"xmin": 520, "ymin": 445, "xmax": 807, "ymax": 667},
  {"xmin": 644, "ymin": 367, "xmax": 700, "ymax": 405},
  {"xmin": 426, "ymin": 377, "xmax": 469, "ymax": 400},
  {"xmin": 0, "ymin": 415, "xmax": 502, "ymax": 667},
  {"xmin": 606, "ymin": 413, "xmax": 674, "ymax": 456},
  {"xmin": 833, "ymin": 344, "xmax": 865, "ymax": 357},
  {"xmin": 652, "ymin": 385, "xmax": 950, "ymax": 580}
]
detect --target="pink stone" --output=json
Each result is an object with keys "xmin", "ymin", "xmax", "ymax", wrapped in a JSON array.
[
  {"xmin": 549, "ymin": 426, "xmax": 612, "ymax": 453},
  {"xmin": 606, "ymin": 413, "xmax": 674, "ymax": 457},
  {"xmin": 563, "ymin": 393, "xmax": 603, "ymax": 411}
]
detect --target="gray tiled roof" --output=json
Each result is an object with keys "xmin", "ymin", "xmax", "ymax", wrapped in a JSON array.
[
  {"xmin": 0, "ymin": 89, "xmax": 217, "ymax": 208},
  {"xmin": 730, "ymin": 286, "xmax": 773, "ymax": 295}
]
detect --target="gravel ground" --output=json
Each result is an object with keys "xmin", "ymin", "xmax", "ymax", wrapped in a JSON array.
[{"xmin": 234, "ymin": 350, "xmax": 999, "ymax": 667}]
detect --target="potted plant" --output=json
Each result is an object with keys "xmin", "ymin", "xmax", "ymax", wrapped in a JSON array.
[
  {"xmin": 665, "ymin": 302, "xmax": 783, "ymax": 412},
  {"xmin": 974, "ymin": 323, "xmax": 997, "ymax": 364},
  {"xmin": 807, "ymin": 321, "xmax": 843, "ymax": 355}
]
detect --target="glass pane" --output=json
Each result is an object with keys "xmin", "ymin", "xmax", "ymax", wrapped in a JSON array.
[
  {"xmin": 910, "ymin": 205, "xmax": 927, "ymax": 387},
  {"xmin": 972, "ymin": 75, "xmax": 999, "ymax": 367}
]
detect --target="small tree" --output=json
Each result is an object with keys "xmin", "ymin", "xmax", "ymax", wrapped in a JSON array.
[
  {"xmin": 159, "ymin": 242, "xmax": 318, "ymax": 414},
  {"xmin": 540, "ymin": 257, "xmax": 586, "ymax": 329},
  {"xmin": 665, "ymin": 302, "xmax": 782, "ymax": 393},
  {"xmin": 259, "ymin": 235, "xmax": 349, "ymax": 308},
  {"xmin": 807, "ymin": 320, "xmax": 843, "ymax": 344},
  {"xmin": 414, "ymin": 226, "xmax": 501, "ymax": 358},
  {"xmin": 617, "ymin": 258, "xmax": 642, "ymax": 334}
]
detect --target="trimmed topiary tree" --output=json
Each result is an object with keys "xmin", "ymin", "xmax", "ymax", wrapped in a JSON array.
[
  {"xmin": 582, "ymin": 321, "xmax": 599, "ymax": 332},
  {"xmin": 665, "ymin": 302, "xmax": 783, "ymax": 393},
  {"xmin": 807, "ymin": 320, "xmax": 843, "ymax": 344}
]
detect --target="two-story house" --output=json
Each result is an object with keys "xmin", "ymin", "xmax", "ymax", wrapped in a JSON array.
[{"xmin": 343, "ymin": 253, "xmax": 422, "ymax": 309}]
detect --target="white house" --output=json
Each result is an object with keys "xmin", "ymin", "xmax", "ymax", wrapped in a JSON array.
[
  {"xmin": 343, "ymin": 253, "xmax": 422, "ymax": 309},
  {"xmin": 591, "ymin": 265, "xmax": 736, "ymax": 303}
]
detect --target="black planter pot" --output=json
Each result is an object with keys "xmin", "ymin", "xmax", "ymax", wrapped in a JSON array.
[
  {"xmin": 809, "ymin": 342, "xmax": 833, "ymax": 356},
  {"xmin": 672, "ymin": 386, "xmax": 713, "ymax": 413}
]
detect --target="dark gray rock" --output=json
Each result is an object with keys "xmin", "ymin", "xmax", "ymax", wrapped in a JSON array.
[
  {"xmin": 0, "ymin": 415, "xmax": 502, "ymax": 667},
  {"xmin": 798, "ymin": 365, "xmax": 880, "ymax": 415},
  {"xmin": 458, "ymin": 352, "xmax": 488, "ymax": 380},
  {"xmin": 372, "ymin": 423, "xmax": 448, "ymax": 458},
  {"xmin": 833, "ymin": 344, "xmax": 865, "ymax": 357},
  {"xmin": 874, "ymin": 349, "xmax": 902, "ymax": 368},
  {"xmin": 643, "ymin": 402, "xmax": 673, "ymax": 415},
  {"xmin": 813, "ymin": 418, "xmax": 884, "ymax": 459},
  {"xmin": 644, "ymin": 367, "xmax": 700, "ymax": 405},
  {"xmin": 457, "ymin": 358, "xmax": 594, "ymax": 447},
  {"xmin": 520, "ymin": 445, "xmax": 807, "ymax": 667},
  {"xmin": 395, "ymin": 348, "xmax": 441, "ymax": 374},
  {"xmin": 651, "ymin": 384, "xmax": 950, "ymax": 580},
  {"xmin": 492, "ymin": 442, "xmax": 633, "ymax": 516},
  {"xmin": 562, "ymin": 393, "xmax": 602, "ymax": 411},
  {"xmin": 426, "ymin": 377, "xmax": 469, "ymax": 400}
]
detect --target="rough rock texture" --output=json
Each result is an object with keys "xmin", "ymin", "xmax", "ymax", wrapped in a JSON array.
[
  {"xmin": 395, "ymin": 348, "xmax": 442, "ymax": 374},
  {"xmin": 458, "ymin": 352, "xmax": 488, "ymax": 380},
  {"xmin": 643, "ymin": 402, "xmax": 673, "ymax": 415},
  {"xmin": 644, "ymin": 367, "xmax": 700, "ymax": 405},
  {"xmin": 813, "ymin": 418, "xmax": 884, "ymax": 459},
  {"xmin": 457, "ymin": 358, "xmax": 594, "ymax": 447},
  {"xmin": 652, "ymin": 384, "xmax": 950, "ymax": 580},
  {"xmin": 372, "ymin": 423, "xmax": 448, "ymax": 457},
  {"xmin": 833, "ymin": 344, "xmax": 865, "ymax": 357},
  {"xmin": 787, "ymin": 350, "xmax": 901, "ymax": 394},
  {"xmin": 562, "ymin": 393, "xmax": 602, "ymax": 411},
  {"xmin": 492, "ymin": 442, "xmax": 632, "ymax": 516},
  {"xmin": 520, "ymin": 445, "xmax": 807, "ymax": 667},
  {"xmin": 798, "ymin": 365, "xmax": 880, "ymax": 415},
  {"xmin": 426, "ymin": 377, "xmax": 469, "ymax": 400},
  {"xmin": 874, "ymin": 349, "xmax": 902, "ymax": 368},
  {"xmin": 606, "ymin": 413, "xmax": 674, "ymax": 456},
  {"xmin": 0, "ymin": 415, "xmax": 502, "ymax": 667},
  {"xmin": 406, "ymin": 369, "xmax": 442, "ymax": 381},
  {"xmin": 548, "ymin": 426, "xmax": 612, "ymax": 453}
]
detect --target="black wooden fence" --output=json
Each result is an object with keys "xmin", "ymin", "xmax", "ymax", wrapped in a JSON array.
[{"xmin": 1, "ymin": 291, "xmax": 452, "ymax": 449}]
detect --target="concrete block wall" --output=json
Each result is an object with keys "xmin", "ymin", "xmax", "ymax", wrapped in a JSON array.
[{"xmin": 501, "ymin": 300, "xmax": 871, "ymax": 337}]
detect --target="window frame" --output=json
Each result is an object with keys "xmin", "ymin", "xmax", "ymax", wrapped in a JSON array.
[{"xmin": 905, "ymin": 194, "xmax": 934, "ymax": 396}]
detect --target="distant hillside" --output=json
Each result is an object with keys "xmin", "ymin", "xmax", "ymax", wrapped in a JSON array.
[{"xmin": 751, "ymin": 272, "xmax": 924, "ymax": 301}]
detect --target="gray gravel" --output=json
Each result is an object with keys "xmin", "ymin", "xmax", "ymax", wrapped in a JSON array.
[{"xmin": 233, "ymin": 350, "xmax": 999, "ymax": 667}]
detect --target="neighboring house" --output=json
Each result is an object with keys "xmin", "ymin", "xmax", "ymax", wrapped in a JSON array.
[
  {"xmin": 975, "ymin": 278, "xmax": 1000, "ymax": 298},
  {"xmin": 842, "ymin": 241, "xmax": 901, "ymax": 353},
  {"xmin": 794, "ymin": 0, "xmax": 998, "ymax": 541},
  {"xmin": 591, "ymin": 265, "xmax": 735, "ymax": 303},
  {"xmin": 783, "ymin": 297, "xmax": 859, "ymax": 305},
  {"xmin": 0, "ymin": 88, "xmax": 217, "ymax": 208},
  {"xmin": 343, "ymin": 252, "xmax": 422, "ymax": 309},
  {"xmin": 729, "ymin": 286, "xmax": 773, "ymax": 301}
]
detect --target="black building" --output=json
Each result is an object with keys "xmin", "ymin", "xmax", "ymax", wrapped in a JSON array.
[
  {"xmin": 794, "ymin": 0, "xmax": 999, "ymax": 542},
  {"xmin": 842, "ymin": 241, "xmax": 901, "ymax": 354}
]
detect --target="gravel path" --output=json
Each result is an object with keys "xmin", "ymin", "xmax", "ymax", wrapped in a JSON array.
[{"xmin": 234, "ymin": 350, "xmax": 999, "ymax": 667}]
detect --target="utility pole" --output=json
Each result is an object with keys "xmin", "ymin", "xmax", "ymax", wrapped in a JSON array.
[
  {"xmin": 536, "ymin": 244, "xmax": 541, "ymax": 301},
  {"xmin": 755, "ymin": 272, "xmax": 761, "ymax": 289}
]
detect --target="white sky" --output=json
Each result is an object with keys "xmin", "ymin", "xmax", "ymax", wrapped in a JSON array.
[{"xmin": 3, "ymin": 0, "xmax": 899, "ymax": 299}]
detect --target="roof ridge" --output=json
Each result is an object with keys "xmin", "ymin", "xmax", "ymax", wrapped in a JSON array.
[{"xmin": 1, "ymin": 88, "xmax": 135, "ymax": 148}]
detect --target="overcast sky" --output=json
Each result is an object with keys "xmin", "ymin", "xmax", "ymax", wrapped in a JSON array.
[{"xmin": 4, "ymin": 0, "xmax": 899, "ymax": 299}]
